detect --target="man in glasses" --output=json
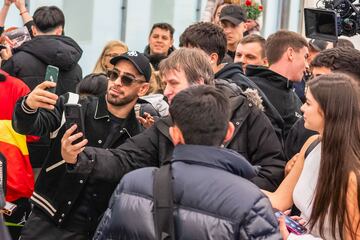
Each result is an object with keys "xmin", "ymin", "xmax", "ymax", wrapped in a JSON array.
[{"xmin": 12, "ymin": 51, "xmax": 156, "ymax": 240}]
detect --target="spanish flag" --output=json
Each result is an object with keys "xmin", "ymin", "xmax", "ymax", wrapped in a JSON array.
[{"xmin": 0, "ymin": 70, "xmax": 34, "ymax": 202}]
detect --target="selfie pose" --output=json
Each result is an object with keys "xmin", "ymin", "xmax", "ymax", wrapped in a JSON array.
[
  {"xmin": 12, "ymin": 51, "xmax": 157, "ymax": 240},
  {"xmin": 265, "ymin": 73, "xmax": 360, "ymax": 240}
]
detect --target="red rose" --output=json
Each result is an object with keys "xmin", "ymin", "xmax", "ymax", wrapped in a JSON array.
[
  {"xmin": 258, "ymin": 5, "xmax": 263, "ymax": 11},
  {"xmin": 245, "ymin": 0, "xmax": 252, "ymax": 6}
]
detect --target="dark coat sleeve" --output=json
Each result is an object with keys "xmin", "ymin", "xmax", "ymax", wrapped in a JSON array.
[
  {"xmin": 72, "ymin": 124, "xmax": 162, "ymax": 182},
  {"xmin": 12, "ymin": 94, "xmax": 65, "ymax": 136},
  {"xmin": 238, "ymin": 196, "xmax": 282, "ymax": 239},
  {"xmin": 284, "ymin": 118, "xmax": 317, "ymax": 160},
  {"xmin": 232, "ymin": 106, "xmax": 286, "ymax": 192}
]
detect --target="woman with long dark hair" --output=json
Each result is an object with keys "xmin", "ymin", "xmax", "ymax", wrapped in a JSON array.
[{"xmin": 266, "ymin": 73, "xmax": 360, "ymax": 239}]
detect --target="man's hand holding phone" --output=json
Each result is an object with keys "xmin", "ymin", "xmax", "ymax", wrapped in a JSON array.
[
  {"xmin": 61, "ymin": 124, "xmax": 88, "ymax": 165},
  {"xmin": 25, "ymin": 81, "xmax": 58, "ymax": 111}
]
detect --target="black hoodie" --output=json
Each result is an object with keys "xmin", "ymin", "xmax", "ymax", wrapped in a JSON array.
[
  {"xmin": 246, "ymin": 65, "xmax": 302, "ymax": 138},
  {"xmin": 2, "ymin": 35, "xmax": 83, "ymax": 94},
  {"xmin": 2, "ymin": 35, "xmax": 83, "ymax": 169},
  {"xmin": 216, "ymin": 63, "xmax": 285, "ymax": 142}
]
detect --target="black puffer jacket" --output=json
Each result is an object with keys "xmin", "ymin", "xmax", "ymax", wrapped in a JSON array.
[
  {"xmin": 247, "ymin": 65, "xmax": 302, "ymax": 139},
  {"xmin": 2, "ymin": 35, "xmax": 82, "ymax": 94},
  {"xmin": 216, "ymin": 63, "xmax": 285, "ymax": 142},
  {"xmin": 71, "ymin": 80, "xmax": 285, "ymax": 192},
  {"xmin": 94, "ymin": 145, "xmax": 281, "ymax": 240}
]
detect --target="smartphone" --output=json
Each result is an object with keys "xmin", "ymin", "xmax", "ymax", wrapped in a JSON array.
[
  {"xmin": 275, "ymin": 211, "xmax": 307, "ymax": 235},
  {"xmin": 45, "ymin": 65, "xmax": 59, "ymax": 93},
  {"xmin": 64, "ymin": 103, "xmax": 85, "ymax": 145}
]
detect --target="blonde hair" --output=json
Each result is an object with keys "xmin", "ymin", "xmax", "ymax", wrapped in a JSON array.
[
  {"xmin": 146, "ymin": 65, "xmax": 165, "ymax": 95},
  {"xmin": 93, "ymin": 40, "xmax": 128, "ymax": 74}
]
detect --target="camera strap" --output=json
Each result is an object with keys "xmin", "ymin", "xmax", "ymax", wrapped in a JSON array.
[{"xmin": 50, "ymin": 92, "xmax": 79, "ymax": 139}]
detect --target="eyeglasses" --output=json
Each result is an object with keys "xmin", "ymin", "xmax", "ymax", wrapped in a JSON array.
[
  {"xmin": 104, "ymin": 53, "xmax": 119, "ymax": 58},
  {"xmin": 106, "ymin": 69, "xmax": 146, "ymax": 86}
]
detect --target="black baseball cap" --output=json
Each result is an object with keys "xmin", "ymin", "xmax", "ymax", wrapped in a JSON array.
[
  {"xmin": 110, "ymin": 51, "xmax": 152, "ymax": 82},
  {"xmin": 220, "ymin": 4, "xmax": 247, "ymax": 26}
]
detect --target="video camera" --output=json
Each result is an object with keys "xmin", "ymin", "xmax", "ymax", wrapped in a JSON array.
[{"xmin": 304, "ymin": 0, "xmax": 360, "ymax": 41}]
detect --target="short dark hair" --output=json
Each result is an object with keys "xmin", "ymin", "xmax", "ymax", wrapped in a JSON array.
[
  {"xmin": 149, "ymin": 23, "xmax": 175, "ymax": 39},
  {"xmin": 33, "ymin": 6, "xmax": 65, "ymax": 33},
  {"xmin": 76, "ymin": 73, "xmax": 108, "ymax": 96},
  {"xmin": 334, "ymin": 38, "xmax": 355, "ymax": 48},
  {"xmin": 310, "ymin": 47, "xmax": 360, "ymax": 80},
  {"xmin": 179, "ymin": 22, "xmax": 227, "ymax": 65},
  {"xmin": 169, "ymin": 85, "xmax": 230, "ymax": 146},
  {"xmin": 240, "ymin": 34, "xmax": 266, "ymax": 58},
  {"xmin": 265, "ymin": 30, "xmax": 308, "ymax": 65}
]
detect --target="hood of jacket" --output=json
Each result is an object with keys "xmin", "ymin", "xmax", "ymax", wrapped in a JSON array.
[
  {"xmin": 172, "ymin": 144, "xmax": 257, "ymax": 179},
  {"xmin": 246, "ymin": 65, "xmax": 293, "ymax": 89},
  {"xmin": 15, "ymin": 35, "xmax": 83, "ymax": 71},
  {"xmin": 215, "ymin": 62, "xmax": 244, "ymax": 79}
]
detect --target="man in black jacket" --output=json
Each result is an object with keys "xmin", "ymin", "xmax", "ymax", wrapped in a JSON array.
[
  {"xmin": 13, "ymin": 51, "xmax": 153, "ymax": 239},
  {"xmin": 246, "ymin": 30, "xmax": 308, "ymax": 139},
  {"xmin": 285, "ymin": 47, "xmax": 360, "ymax": 160},
  {"xmin": 179, "ymin": 22, "xmax": 284, "ymax": 143},
  {"xmin": 2, "ymin": 6, "xmax": 83, "ymax": 170},
  {"xmin": 143, "ymin": 22, "xmax": 175, "ymax": 70},
  {"xmin": 2, "ymin": 6, "xmax": 82, "ymax": 94},
  {"xmin": 62, "ymin": 48, "xmax": 285, "ymax": 194}
]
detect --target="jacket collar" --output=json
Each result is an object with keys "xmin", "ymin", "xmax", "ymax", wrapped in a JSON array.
[
  {"xmin": 246, "ymin": 65, "xmax": 293, "ymax": 89},
  {"xmin": 172, "ymin": 144, "xmax": 256, "ymax": 179},
  {"xmin": 94, "ymin": 95, "xmax": 109, "ymax": 120}
]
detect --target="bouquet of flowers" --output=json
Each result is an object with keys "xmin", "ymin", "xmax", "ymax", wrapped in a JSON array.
[{"xmin": 241, "ymin": 0, "xmax": 263, "ymax": 20}]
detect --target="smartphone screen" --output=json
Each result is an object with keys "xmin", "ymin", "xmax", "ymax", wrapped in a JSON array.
[
  {"xmin": 45, "ymin": 65, "xmax": 59, "ymax": 93},
  {"xmin": 275, "ymin": 211, "xmax": 307, "ymax": 235},
  {"xmin": 64, "ymin": 103, "xmax": 85, "ymax": 145}
]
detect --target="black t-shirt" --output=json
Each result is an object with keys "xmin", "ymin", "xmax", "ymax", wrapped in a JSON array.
[{"xmin": 103, "ymin": 112, "xmax": 126, "ymax": 147}]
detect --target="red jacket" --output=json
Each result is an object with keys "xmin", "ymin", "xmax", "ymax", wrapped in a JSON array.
[{"xmin": 0, "ymin": 70, "xmax": 34, "ymax": 202}]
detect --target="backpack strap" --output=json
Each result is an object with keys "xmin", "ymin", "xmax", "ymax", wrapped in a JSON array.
[
  {"xmin": 304, "ymin": 137, "xmax": 321, "ymax": 159},
  {"xmin": 153, "ymin": 159, "xmax": 175, "ymax": 240},
  {"xmin": 50, "ymin": 92, "xmax": 79, "ymax": 139}
]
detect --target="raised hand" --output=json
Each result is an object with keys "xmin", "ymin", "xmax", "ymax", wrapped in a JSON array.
[{"xmin": 25, "ymin": 81, "xmax": 58, "ymax": 110}]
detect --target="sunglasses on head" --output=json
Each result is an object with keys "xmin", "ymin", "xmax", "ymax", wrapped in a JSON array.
[{"xmin": 106, "ymin": 69, "xmax": 146, "ymax": 86}]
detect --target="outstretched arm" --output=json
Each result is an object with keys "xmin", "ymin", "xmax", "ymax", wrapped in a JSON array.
[{"xmin": 14, "ymin": 0, "xmax": 32, "ymax": 25}]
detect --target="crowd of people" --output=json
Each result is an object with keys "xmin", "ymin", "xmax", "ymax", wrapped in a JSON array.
[{"xmin": 0, "ymin": 0, "xmax": 359, "ymax": 239}]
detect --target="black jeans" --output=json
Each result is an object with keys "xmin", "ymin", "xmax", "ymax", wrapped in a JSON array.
[{"xmin": 20, "ymin": 208, "xmax": 88, "ymax": 240}]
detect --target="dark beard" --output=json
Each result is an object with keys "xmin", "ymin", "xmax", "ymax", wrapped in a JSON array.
[{"xmin": 106, "ymin": 92, "xmax": 138, "ymax": 107}]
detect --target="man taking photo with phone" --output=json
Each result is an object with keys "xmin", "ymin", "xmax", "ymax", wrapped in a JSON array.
[{"xmin": 12, "ymin": 51, "xmax": 156, "ymax": 240}]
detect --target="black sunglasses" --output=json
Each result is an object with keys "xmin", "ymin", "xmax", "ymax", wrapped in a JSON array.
[{"xmin": 106, "ymin": 70, "xmax": 146, "ymax": 86}]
